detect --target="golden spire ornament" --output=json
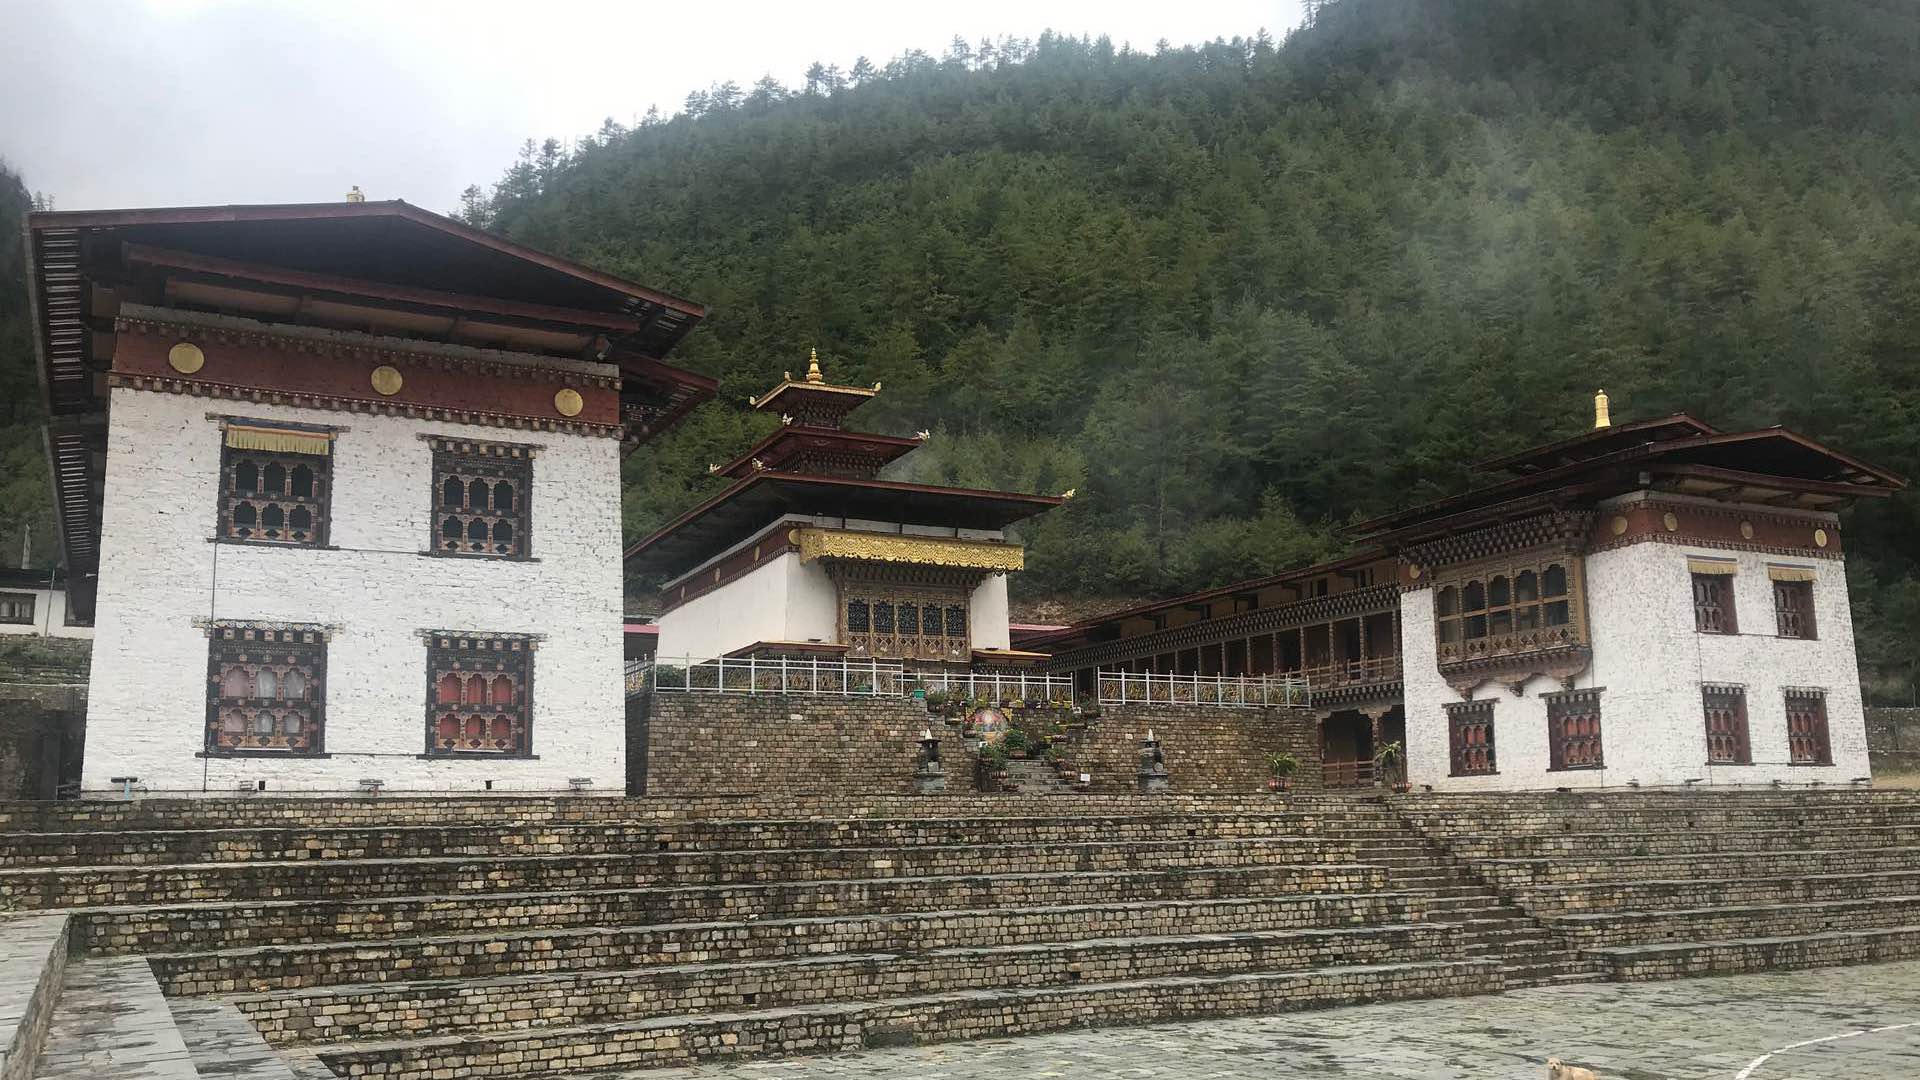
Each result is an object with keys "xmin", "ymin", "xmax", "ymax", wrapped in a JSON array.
[
  {"xmin": 805, "ymin": 347, "xmax": 824, "ymax": 384},
  {"xmin": 1593, "ymin": 388, "xmax": 1611, "ymax": 430}
]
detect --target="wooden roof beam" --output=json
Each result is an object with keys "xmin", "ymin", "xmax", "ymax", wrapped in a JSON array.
[{"xmin": 125, "ymin": 242, "xmax": 648, "ymax": 334}]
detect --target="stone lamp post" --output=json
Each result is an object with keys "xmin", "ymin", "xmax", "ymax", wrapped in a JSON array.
[
  {"xmin": 1137, "ymin": 728, "xmax": 1169, "ymax": 793},
  {"xmin": 913, "ymin": 728, "xmax": 946, "ymax": 794}
]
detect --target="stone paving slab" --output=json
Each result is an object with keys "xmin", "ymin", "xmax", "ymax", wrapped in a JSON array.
[
  {"xmin": 612, "ymin": 960, "xmax": 1920, "ymax": 1079},
  {"xmin": 32, "ymin": 959, "xmax": 197, "ymax": 1080},
  {"xmin": 166, "ymin": 1001, "xmax": 297, "ymax": 1080}
]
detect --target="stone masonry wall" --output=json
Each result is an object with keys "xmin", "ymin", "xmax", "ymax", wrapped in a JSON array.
[
  {"xmin": 642, "ymin": 693, "xmax": 963, "ymax": 796},
  {"xmin": 1869, "ymin": 707, "xmax": 1920, "ymax": 778},
  {"xmin": 1066, "ymin": 705, "xmax": 1321, "ymax": 794}
]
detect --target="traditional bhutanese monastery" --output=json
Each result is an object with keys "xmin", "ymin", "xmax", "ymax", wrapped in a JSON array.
[{"xmin": 23, "ymin": 199, "xmax": 1909, "ymax": 794}]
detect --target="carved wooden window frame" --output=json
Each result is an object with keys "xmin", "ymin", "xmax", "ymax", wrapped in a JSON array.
[
  {"xmin": 216, "ymin": 423, "xmax": 333, "ymax": 548},
  {"xmin": 1784, "ymin": 687, "xmax": 1831, "ymax": 765},
  {"xmin": 1432, "ymin": 555, "xmax": 1584, "ymax": 666},
  {"xmin": 1772, "ymin": 580, "xmax": 1816, "ymax": 640},
  {"xmin": 424, "ymin": 632, "xmax": 536, "ymax": 757},
  {"xmin": 204, "ymin": 623, "xmax": 327, "ymax": 756},
  {"xmin": 1446, "ymin": 699, "xmax": 1496, "ymax": 776},
  {"xmin": 0, "ymin": 593, "xmax": 33, "ymax": 624},
  {"xmin": 1702, "ymin": 684, "xmax": 1751, "ymax": 765},
  {"xmin": 1544, "ymin": 687, "xmax": 1604, "ymax": 771},
  {"xmin": 429, "ymin": 438, "xmax": 534, "ymax": 559},
  {"xmin": 830, "ymin": 564, "xmax": 976, "ymax": 664},
  {"xmin": 1691, "ymin": 572, "xmax": 1738, "ymax": 634}
]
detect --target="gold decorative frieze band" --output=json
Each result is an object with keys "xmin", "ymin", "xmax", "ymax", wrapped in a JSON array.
[
  {"xmin": 1685, "ymin": 558, "xmax": 1737, "ymax": 576},
  {"xmin": 1767, "ymin": 565, "xmax": 1817, "ymax": 582},
  {"xmin": 790, "ymin": 527, "xmax": 1024, "ymax": 572},
  {"xmin": 224, "ymin": 424, "xmax": 332, "ymax": 456}
]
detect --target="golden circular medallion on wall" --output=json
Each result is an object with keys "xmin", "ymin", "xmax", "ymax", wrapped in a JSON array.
[
  {"xmin": 370, "ymin": 365, "xmax": 404, "ymax": 396},
  {"xmin": 1611, "ymin": 515, "xmax": 1629, "ymax": 536},
  {"xmin": 167, "ymin": 342, "xmax": 205, "ymax": 374},
  {"xmin": 1740, "ymin": 520, "xmax": 1755, "ymax": 540},
  {"xmin": 1814, "ymin": 528, "xmax": 1829, "ymax": 548},
  {"xmin": 554, "ymin": 388, "xmax": 584, "ymax": 417},
  {"xmin": 1408, "ymin": 564, "xmax": 1422, "ymax": 580},
  {"xmin": 1662, "ymin": 512, "xmax": 1679, "ymax": 532}
]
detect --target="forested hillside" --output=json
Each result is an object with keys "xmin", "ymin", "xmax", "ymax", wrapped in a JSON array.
[{"xmin": 454, "ymin": 0, "xmax": 1920, "ymax": 696}]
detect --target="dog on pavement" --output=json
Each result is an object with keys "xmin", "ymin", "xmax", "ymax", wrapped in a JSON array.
[{"xmin": 1547, "ymin": 1057, "xmax": 1598, "ymax": 1080}]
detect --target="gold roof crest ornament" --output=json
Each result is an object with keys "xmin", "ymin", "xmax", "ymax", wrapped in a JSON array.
[
  {"xmin": 805, "ymin": 347, "xmax": 825, "ymax": 384},
  {"xmin": 345, "ymin": 185, "xmax": 366, "ymax": 203},
  {"xmin": 1593, "ymin": 388, "xmax": 1611, "ymax": 430}
]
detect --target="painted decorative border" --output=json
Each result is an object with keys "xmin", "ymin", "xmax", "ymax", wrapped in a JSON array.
[{"xmin": 791, "ymin": 527, "xmax": 1025, "ymax": 572}]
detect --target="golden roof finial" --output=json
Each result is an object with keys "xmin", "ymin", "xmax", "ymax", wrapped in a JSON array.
[
  {"xmin": 805, "ymin": 347, "xmax": 824, "ymax": 384},
  {"xmin": 1593, "ymin": 388, "xmax": 1611, "ymax": 430},
  {"xmin": 346, "ymin": 185, "xmax": 366, "ymax": 203}
]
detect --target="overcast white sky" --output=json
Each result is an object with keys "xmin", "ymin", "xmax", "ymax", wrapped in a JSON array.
[{"xmin": 0, "ymin": 0, "xmax": 1306, "ymax": 215}]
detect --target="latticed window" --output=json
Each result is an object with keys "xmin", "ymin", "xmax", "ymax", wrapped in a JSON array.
[
  {"xmin": 1446, "ymin": 699, "xmax": 1496, "ymax": 776},
  {"xmin": 1773, "ymin": 577, "xmax": 1816, "ymax": 640},
  {"xmin": 1434, "ymin": 559, "xmax": 1574, "ymax": 658},
  {"xmin": 1691, "ymin": 567, "xmax": 1737, "ymax": 634},
  {"xmin": 218, "ymin": 424, "xmax": 332, "ymax": 546},
  {"xmin": 426, "ymin": 633, "xmax": 534, "ymax": 756},
  {"xmin": 837, "ymin": 575, "xmax": 971, "ymax": 664},
  {"xmin": 430, "ymin": 438, "xmax": 532, "ymax": 558},
  {"xmin": 1545, "ymin": 689, "xmax": 1604, "ymax": 770},
  {"xmin": 0, "ymin": 593, "xmax": 33, "ymax": 624},
  {"xmin": 205, "ymin": 624, "xmax": 326, "ymax": 754},
  {"xmin": 1702, "ymin": 684, "xmax": 1750, "ymax": 765},
  {"xmin": 1785, "ymin": 688, "xmax": 1830, "ymax": 765}
]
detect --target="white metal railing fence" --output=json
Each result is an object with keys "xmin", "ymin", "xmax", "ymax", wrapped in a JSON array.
[
  {"xmin": 903, "ymin": 669, "xmax": 1077, "ymax": 706},
  {"xmin": 1095, "ymin": 670, "xmax": 1309, "ymax": 708},
  {"xmin": 644, "ymin": 655, "xmax": 911, "ymax": 696}
]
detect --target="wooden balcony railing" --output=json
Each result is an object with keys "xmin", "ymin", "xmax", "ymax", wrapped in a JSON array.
[{"xmin": 1300, "ymin": 654, "xmax": 1401, "ymax": 687}]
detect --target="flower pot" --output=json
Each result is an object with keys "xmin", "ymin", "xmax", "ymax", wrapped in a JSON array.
[{"xmin": 1266, "ymin": 777, "xmax": 1280, "ymax": 792}]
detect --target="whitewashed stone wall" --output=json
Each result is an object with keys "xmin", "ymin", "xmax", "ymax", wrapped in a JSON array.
[
  {"xmin": 1404, "ymin": 509, "xmax": 1870, "ymax": 791},
  {"xmin": 84, "ymin": 388, "xmax": 625, "ymax": 794},
  {"xmin": 0, "ymin": 584, "xmax": 91, "ymax": 639}
]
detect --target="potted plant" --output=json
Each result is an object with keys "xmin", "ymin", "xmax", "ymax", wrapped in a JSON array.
[
  {"xmin": 1374, "ymin": 741, "xmax": 1409, "ymax": 793},
  {"xmin": 1267, "ymin": 752, "xmax": 1300, "ymax": 793},
  {"xmin": 975, "ymin": 743, "xmax": 1009, "ymax": 791},
  {"xmin": 1004, "ymin": 728, "xmax": 1031, "ymax": 760}
]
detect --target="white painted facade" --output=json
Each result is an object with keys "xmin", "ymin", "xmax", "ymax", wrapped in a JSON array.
[
  {"xmin": 653, "ymin": 513, "xmax": 1016, "ymax": 661},
  {"xmin": 0, "ymin": 581, "xmax": 92, "ymax": 639},
  {"xmin": 84, "ymin": 386, "xmax": 625, "ymax": 794},
  {"xmin": 1404, "ymin": 501, "xmax": 1869, "ymax": 791}
]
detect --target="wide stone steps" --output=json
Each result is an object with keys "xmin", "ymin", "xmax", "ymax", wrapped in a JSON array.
[
  {"xmin": 166, "ymin": 999, "xmax": 300, "ymax": 1080},
  {"xmin": 304, "ymin": 960, "xmax": 1503, "ymax": 1078},
  {"xmin": 145, "ymin": 885, "xmax": 1424, "ymax": 996},
  {"xmin": 89, "ymin": 862, "xmax": 1395, "ymax": 962},
  {"xmin": 1543, "ymin": 893, "xmax": 1920, "ymax": 948},
  {"xmin": 1446, "ymin": 824, "xmax": 1920, "ymax": 860},
  {"xmin": 1590, "ymin": 924, "xmax": 1920, "ymax": 980},
  {"xmin": 0, "ymin": 837, "xmax": 1367, "ymax": 911},
  {"xmin": 0, "ymin": 795, "xmax": 1397, "ymax": 833},
  {"xmin": 1472, "ymin": 844, "xmax": 1920, "ymax": 889},
  {"xmin": 1511, "ymin": 868, "xmax": 1920, "ymax": 915},
  {"xmin": 1406, "ymin": 806, "xmax": 1920, "ymax": 839},
  {"xmin": 224, "ymin": 924, "xmax": 1458, "ymax": 1046},
  {"xmin": 0, "ymin": 813, "xmax": 1378, "ymax": 867}
]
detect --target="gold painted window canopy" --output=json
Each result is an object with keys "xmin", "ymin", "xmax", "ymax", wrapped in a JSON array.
[
  {"xmin": 224, "ymin": 424, "xmax": 332, "ymax": 456},
  {"xmin": 1686, "ymin": 557, "xmax": 1738, "ymax": 576},
  {"xmin": 1767, "ymin": 564, "xmax": 1817, "ymax": 582},
  {"xmin": 791, "ymin": 527, "xmax": 1024, "ymax": 572}
]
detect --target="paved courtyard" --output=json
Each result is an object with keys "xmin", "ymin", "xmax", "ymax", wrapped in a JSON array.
[{"xmin": 621, "ymin": 962, "xmax": 1920, "ymax": 1079}]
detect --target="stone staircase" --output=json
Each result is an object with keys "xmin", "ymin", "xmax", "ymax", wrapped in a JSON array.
[
  {"xmin": 2, "ymin": 789, "xmax": 1917, "ymax": 1077},
  {"xmin": 999, "ymin": 758, "xmax": 1075, "ymax": 794},
  {"xmin": 1403, "ymin": 790, "xmax": 1920, "ymax": 981}
]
